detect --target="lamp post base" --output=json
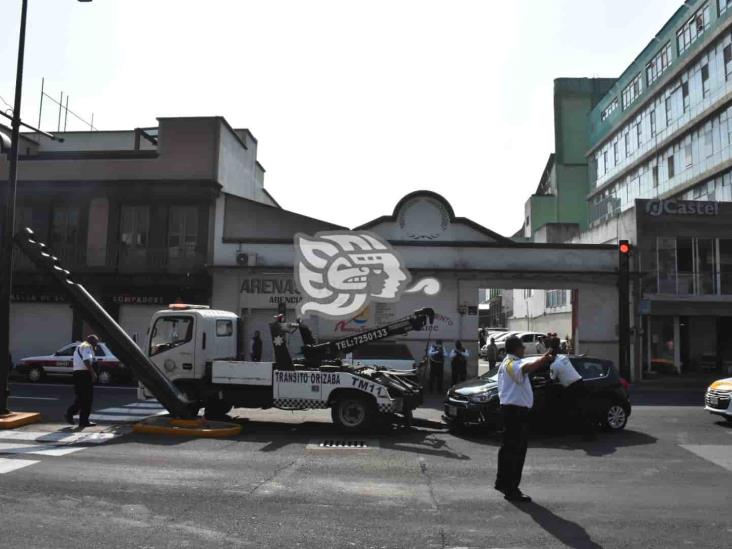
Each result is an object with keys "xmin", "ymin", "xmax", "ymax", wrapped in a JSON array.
[{"xmin": 0, "ymin": 411, "xmax": 41, "ymax": 429}]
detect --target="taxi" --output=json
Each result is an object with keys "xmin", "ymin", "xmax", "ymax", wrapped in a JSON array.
[{"xmin": 704, "ymin": 377, "xmax": 732, "ymax": 423}]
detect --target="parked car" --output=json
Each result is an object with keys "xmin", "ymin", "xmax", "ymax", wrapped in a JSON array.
[
  {"xmin": 342, "ymin": 342, "xmax": 417, "ymax": 371},
  {"xmin": 15, "ymin": 342, "xmax": 129, "ymax": 384},
  {"xmin": 443, "ymin": 355, "xmax": 631, "ymax": 432},
  {"xmin": 493, "ymin": 331, "xmax": 546, "ymax": 360},
  {"xmin": 480, "ymin": 330, "xmax": 520, "ymax": 358},
  {"xmin": 704, "ymin": 377, "xmax": 732, "ymax": 423}
]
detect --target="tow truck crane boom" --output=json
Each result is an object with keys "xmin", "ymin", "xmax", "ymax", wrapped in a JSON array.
[{"xmin": 271, "ymin": 307, "xmax": 435, "ymax": 369}]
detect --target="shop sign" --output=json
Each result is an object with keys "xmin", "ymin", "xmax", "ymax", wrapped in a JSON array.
[
  {"xmin": 294, "ymin": 230, "xmax": 441, "ymax": 319},
  {"xmin": 11, "ymin": 293, "xmax": 65, "ymax": 303},
  {"xmin": 240, "ymin": 277, "xmax": 302, "ymax": 309},
  {"xmin": 645, "ymin": 199, "xmax": 719, "ymax": 217},
  {"xmin": 111, "ymin": 296, "xmax": 167, "ymax": 305}
]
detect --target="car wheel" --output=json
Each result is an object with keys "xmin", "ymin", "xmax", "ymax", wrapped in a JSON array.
[
  {"xmin": 97, "ymin": 369, "xmax": 113, "ymax": 385},
  {"xmin": 602, "ymin": 402, "xmax": 628, "ymax": 431},
  {"xmin": 331, "ymin": 394, "xmax": 375, "ymax": 432},
  {"xmin": 725, "ymin": 416, "xmax": 732, "ymax": 424},
  {"xmin": 27, "ymin": 366, "xmax": 44, "ymax": 382}
]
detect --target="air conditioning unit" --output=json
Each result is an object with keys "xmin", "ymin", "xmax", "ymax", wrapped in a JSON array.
[{"xmin": 236, "ymin": 252, "xmax": 257, "ymax": 266}]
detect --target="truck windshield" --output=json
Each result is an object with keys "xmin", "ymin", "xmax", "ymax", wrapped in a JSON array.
[{"xmin": 149, "ymin": 315, "xmax": 193, "ymax": 356}]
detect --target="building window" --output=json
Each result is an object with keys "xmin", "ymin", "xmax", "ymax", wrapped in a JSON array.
[
  {"xmin": 603, "ymin": 151, "xmax": 608, "ymax": 175},
  {"xmin": 624, "ymin": 132, "xmax": 630, "ymax": 156},
  {"xmin": 650, "ymin": 109, "xmax": 656, "ymax": 137},
  {"xmin": 677, "ymin": 3, "xmax": 711, "ymax": 55},
  {"xmin": 684, "ymin": 143, "xmax": 693, "ymax": 167},
  {"xmin": 701, "ymin": 64, "xmax": 710, "ymax": 98},
  {"xmin": 119, "ymin": 205, "xmax": 150, "ymax": 267},
  {"xmin": 545, "ymin": 289, "xmax": 567, "ymax": 309},
  {"xmin": 50, "ymin": 205, "xmax": 82, "ymax": 252},
  {"xmin": 636, "ymin": 121, "xmax": 642, "ymax": 147},
  {"xmin": 665, "ymin": 96, "xmax": 673, "ymax": 125},
  {"xmin": 168, "ymin": 206, "xmax": 199, "ymax": 262},
  {"xmin": 601, "ymin": 98, "xmax": 618, "ymax": 121},
  {"xmin": 646, "ymin": 42, "xmax": 672, "ymax": 86},
  {"xmin": 652, "ymin": 165, "xmax": 659, "ymax": 188},
  {"xmin": 668, "ymin": 155, "xmax": 675, "ymax": 179},
  {"xmin": 622, "ymin": 73, "xmax": 642, "ymax": 109},
  {"xmin": 704, "ymin": 126, "xmax": 714, "ymax": 157},
  {"xmin": 721, "ymin": 0, "xmax": 732, "ymax": 15},
  {"xmin": 725, "ymin": 45, "xmax": 732, "ymax": 80},
  {"xmin": 613, "ymin": 141, "xmax": 619, "ymax": 165},
  {"xmin": 682, "ymin": 81, "xmax": 689, "ymax": 112}
]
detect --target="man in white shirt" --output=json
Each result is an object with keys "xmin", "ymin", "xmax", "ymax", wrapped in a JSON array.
[
  {"xmin": 495, "ymin": 335, "xmax": 555, "ymax": 503},
  {"xmin": 65, "ymin": 335, "xmax": 99, "ymax": 428},
  {"xmin": 550, "ymin": 355, "xmax": 593, "ymax": 438}
]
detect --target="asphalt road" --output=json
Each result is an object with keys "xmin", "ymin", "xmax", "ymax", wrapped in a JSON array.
[{"xmin": 2, "ymin": 378, "xmax": 731, "ymax": 548}]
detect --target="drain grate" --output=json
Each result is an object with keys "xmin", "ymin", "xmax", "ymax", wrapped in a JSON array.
[{"xmin": 306, "ymin": 438, "xmax": 379, "ymax": 450}]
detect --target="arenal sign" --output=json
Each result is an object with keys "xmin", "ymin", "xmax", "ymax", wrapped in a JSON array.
[{"xmin": 644, "ymin": 199, "xmax": 720, "ymax": 217}]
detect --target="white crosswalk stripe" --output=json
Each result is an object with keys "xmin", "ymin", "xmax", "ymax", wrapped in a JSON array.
[
  {"xmin": 0, "ymin": 427, "xmax": 124, "ymax": 474},
  {"xmin": 74, "ymin": 400, "xmax": 167, "ymax": 424}
]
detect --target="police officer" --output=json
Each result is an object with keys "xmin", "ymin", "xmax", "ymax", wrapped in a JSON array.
[
  {"xmin": 65, "ymin": 335, "xmax": 99, "ymax": 429},
  {"xmin": 428, "ymin": 340, "xmax": 446, "ymax": 393},
  {"xmin": 495, "ymin": 335, "xmax": 554, "ymax": 502},
  {"xmin": 550, "ymin": 354, "xmax": 594, "ymax": 438}
]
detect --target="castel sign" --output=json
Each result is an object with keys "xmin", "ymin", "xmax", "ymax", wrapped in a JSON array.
[{"xmin": 645, "ymin": 199, "xmax": 720, "ymax": 217}]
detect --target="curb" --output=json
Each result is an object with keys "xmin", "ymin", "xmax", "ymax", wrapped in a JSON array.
[{"xmin": 132, "ymin": 416, "xmax": 242, "ymax": 438}]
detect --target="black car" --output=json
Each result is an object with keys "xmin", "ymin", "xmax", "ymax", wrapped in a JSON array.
[{"xmin": 443, "ymin": 355, "xmax": 631, "ymax": 432}]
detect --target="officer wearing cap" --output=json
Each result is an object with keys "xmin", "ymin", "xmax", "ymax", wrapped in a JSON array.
[
  {"xmin": 65, "ymin": 335, "xmax": 99, "ymax": 429},
  {"xmin": 494, "ymin": 335, "xmax": 554, "ymax": 502}
]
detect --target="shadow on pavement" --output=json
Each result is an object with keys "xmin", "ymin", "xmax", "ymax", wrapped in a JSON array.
[
  {"xmin": 450, "ymin": 427, "xmax": 657, "ymax": 457},
  {"xmin": 511, "ymin": 501, "xmax": 603, "ymax": 549}
]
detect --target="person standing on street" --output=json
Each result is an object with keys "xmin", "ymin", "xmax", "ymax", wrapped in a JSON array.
[
  {"xmin": 428, "ymin": 340, "xmax": 446, "ymax": 393},
  {"xmin": 251, "ymin": 330, "xmax": 263, "ymax": 362},
  {"xmin": 495, "ymin": 336, "xmax": 555, "ymax": 502},
  {"xmin": 449, "ymin": 340, "xmax": 469, "ymax": 385},
  {"xmin": 535, "ymin": 335, "xmax": 547, "ymax": 354},
  {"xmin": 486, "ymin": 337, "xmax": 498, "ymax": 369},
  {"xmin": 550, "ymin": 355, "xmax": 594, "ymax": 439},
  {"xmin": 65, "ymin": 335, "xmax": 99, "ymax": 429}
]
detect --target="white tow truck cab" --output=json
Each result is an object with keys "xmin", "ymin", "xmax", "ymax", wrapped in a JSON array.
[{"xmin": 139, "ymin": 304, "xmax": 434, "ymax": 431}]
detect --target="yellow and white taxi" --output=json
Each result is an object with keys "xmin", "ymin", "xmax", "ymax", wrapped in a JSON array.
[{"xmin": 705, "ymin": 377, "xmax": 732, "ymax": 423}]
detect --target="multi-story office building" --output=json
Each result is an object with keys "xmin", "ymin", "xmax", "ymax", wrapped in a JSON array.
[
  {"xmin": 520, "ymin": 0, "xmax": 732, "ymax": 377},
  {"xmin": 0, "ymin": 116, "xmax": 276, "ymax": 361}
]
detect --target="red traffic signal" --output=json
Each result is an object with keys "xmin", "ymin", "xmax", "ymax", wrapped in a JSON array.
[{"xmin": 619, "ymin": 240, "xmax": 631, "ymax": 254}]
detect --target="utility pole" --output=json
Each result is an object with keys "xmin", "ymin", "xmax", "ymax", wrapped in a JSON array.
[{"xmin": 0, "ymin": 0, "xmax": 29, "ymax": 414}]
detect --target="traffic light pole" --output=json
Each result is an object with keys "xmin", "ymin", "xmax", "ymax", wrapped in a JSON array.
[
  {"xmin": 0, "ymin": 0, "xmax": 29, "ymax": 414},
  {"xmin": 618, "ymin": 240, "xmax": 631, "ymax": 381}
]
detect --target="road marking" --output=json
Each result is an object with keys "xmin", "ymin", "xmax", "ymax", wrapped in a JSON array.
[
  {"xmin": 86, "ymin": 401, "xmax": 166, "ymax": 424},
  {"xmin": 0, "ymin": 457, "xmax": 39, "ymax": 474},
  {"xmin": 0, "ymin": 430, "xmax": 119, "ymax": 445},
  {"xmin": 8, "ymin": 396, "xmax": 59, "ymax": 401},
  {"xmin": 681, "ymin": 445, "xmax": 732, "ymax": 473},
  {"xmin": 0, "ymin": 442, "xmax": 85, "ymax": 457}
]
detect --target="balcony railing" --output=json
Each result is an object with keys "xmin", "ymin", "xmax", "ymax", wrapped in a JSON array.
[
  {"xmin": 12, "ymin": 245, "xmax": 205, "ymax": 274},
  {"xmin": 646, "ymin": 270, "xmax": 732, "ymax": 296}
]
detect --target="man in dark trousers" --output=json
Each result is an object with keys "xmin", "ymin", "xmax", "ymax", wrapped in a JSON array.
[
  {"xmin": 65, "ymin": 335, "xmax": 99, "ymax": 429},
  {"xmin": 495, "ymin": 335, "xmax": 555, "ymax": 502},
  {"xmin": 450, "ymin": 340, "xmax": 469, "ymax": 386},
  {"xmin": 486, "ymin": 337, "xmax": 498, "ymax": 369},
  {"xmin": 428, "ymin": 340, "xmax": 446, "ymax": 393},
  {"xmin": 250, "ymin": 330, "xmax": 263, "ymax": 361}
]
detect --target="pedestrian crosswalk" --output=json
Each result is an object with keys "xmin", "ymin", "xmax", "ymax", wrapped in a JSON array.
[
  {"xmin": 86, "ymin": 400, "xmax": 167, "ymax": 424},
  {"xmin": 0, "ymin": 429, "xmax": 123, "ymax": 474}
]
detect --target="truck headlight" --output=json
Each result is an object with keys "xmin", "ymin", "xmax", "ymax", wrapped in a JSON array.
[{"xmin": 470, "ymin": 390, "xmax": 497, "ymax": 403}]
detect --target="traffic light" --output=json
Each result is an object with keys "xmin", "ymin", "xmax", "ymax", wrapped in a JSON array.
[
  {"xmin": 618, "ymin": 239, "xmax": 631, "ymax": 380},
  {"xmin": 619, "ymin": 240, "xmax": 631, "ymax": 255}
]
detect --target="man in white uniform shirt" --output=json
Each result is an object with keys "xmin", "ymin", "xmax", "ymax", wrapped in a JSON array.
[
  {"xmin": 495, "ymin": 335, "xmax": 554, "ymax": 502},
  {"xmin": 65, "ymin": 335, "xmax": 99, "ymax": 428},
  {"xmin": 550, "ymin": 355, "xmax": 594, "ymax": 438}
]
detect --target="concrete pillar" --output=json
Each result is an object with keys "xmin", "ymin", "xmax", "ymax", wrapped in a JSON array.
[{"xmin": 673, "ymin": 315, "xmax": 681, "ymax": 374}]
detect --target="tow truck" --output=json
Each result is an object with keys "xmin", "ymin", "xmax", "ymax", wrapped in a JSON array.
[{"xmin": 15, "ymin": 227, "xmax": 435, "ymax": 431}]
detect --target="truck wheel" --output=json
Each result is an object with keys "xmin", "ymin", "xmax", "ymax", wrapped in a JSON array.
[
  {"xmin": 204, "ymin": 399, "xmax": 233, "ymax": 420},
  {"xmin": 331, "ymin": 394, "xmax": 375, "ymax": 432},
  {"xmin": 27, "ymin": 366, "xmax": 44, "ymax": 382}
]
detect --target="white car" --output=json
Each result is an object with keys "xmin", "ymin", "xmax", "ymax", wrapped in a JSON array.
[
  {"xmin": 15, "ymin": 342, "xmax": 128, "ymax": 385},
  {"xmin": 705, "ymin": 377, "xmax": 732, "ymax": 423},
  {"xmin": 493, "ymin": 332, "xmax": 547, "ymax": 359},
  {"xmin": 480, "ymin": 331, "xmax": 520, "ymax": 358}
]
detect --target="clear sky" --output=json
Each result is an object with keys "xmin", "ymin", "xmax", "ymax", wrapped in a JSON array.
[{"xmin": 0, "ymin": 0, "xmax": 683, "ymax": 236}]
